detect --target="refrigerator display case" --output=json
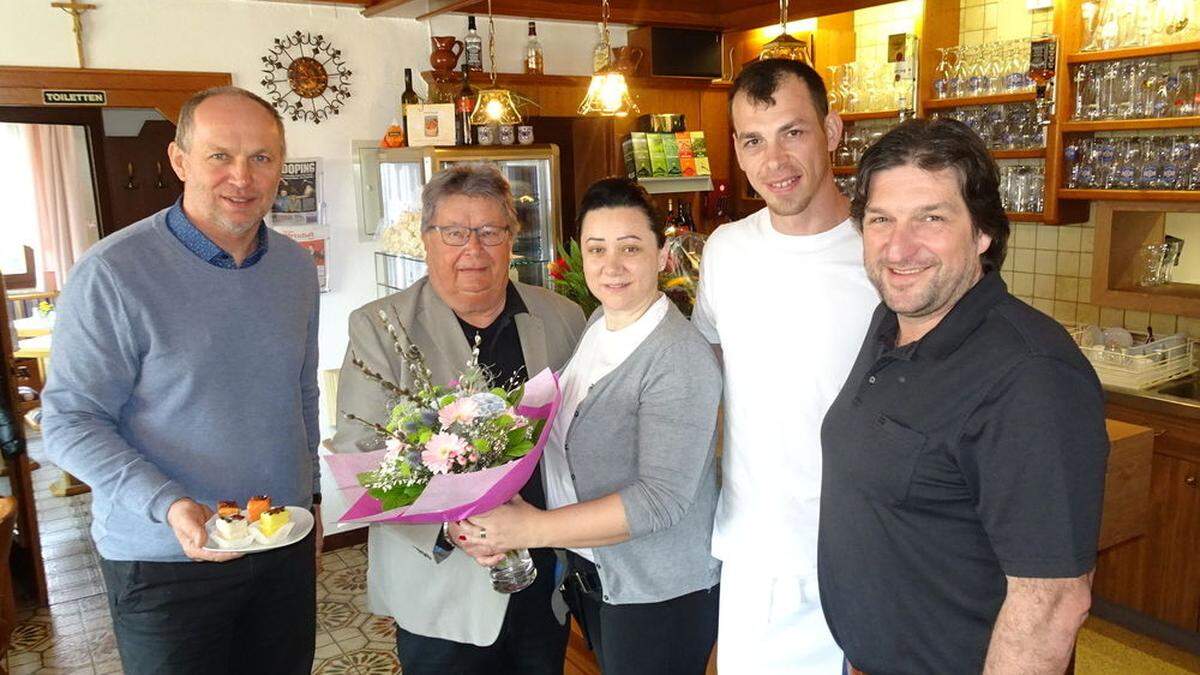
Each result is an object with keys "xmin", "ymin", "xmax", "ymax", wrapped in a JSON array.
[{"xmin": 353, "ymin": 142, "xmax": 562, "ymax": 295}]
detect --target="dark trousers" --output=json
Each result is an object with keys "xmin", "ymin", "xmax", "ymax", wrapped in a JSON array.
[
  {"xmin": 394, "ymin": 548, "xmax": 567, "ymax": 675},
  {"xmin": 564, "ymin": 552, "xmax": 719, "ymax": 675},
  {"xmin": 98, "ymin": 531, "xmax": 316, "ymax": 675}
]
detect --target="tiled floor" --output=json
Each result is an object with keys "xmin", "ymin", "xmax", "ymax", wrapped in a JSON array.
[{"xmin": 4, "ymin": 434, "xmax": 401, "ymax": 675}]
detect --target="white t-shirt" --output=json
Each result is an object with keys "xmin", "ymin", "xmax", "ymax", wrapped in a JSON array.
[
  {"xmin": 543, "ymin": 294, "xmax": 671, "ymax": 562},
  {"xmin": 692, "ymin": 208, "xmax": 878, "ymax": 574}
]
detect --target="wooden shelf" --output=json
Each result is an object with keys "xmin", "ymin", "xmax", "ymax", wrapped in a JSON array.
[
  {"xmin": 839, "ymin": 109, "xmax": 901, "ymax": 122},
  {"xmin": 923, "ymin": 91, "xmax": 1037, "ymax": 110},
  {"xmin": 1067, "ymin": 40, "xmax": 1200, "ymax": 64},
  {"xmin": 992, "ymin": 148, "xmax": 1046, "ymax": 159},
  {"xmin": 420, "ymin": 70, "xmax": 731, "ymax": 92},
  {"xmin": 1061, "ymin": 117, "xmax": 1200, "ymax": 133},
  {"xmin": 1007, "ymin": 211, "xmax": 1047, "ymax": 222},
  {"xmin": 637, "ymin": 175, "xmax": 714, "ymax": 194},
  {"xmin": 1058, "ymin": 189, "xmax": 1200, "ymax": 202},
  {"xmin": 832, "ymin": 165, "xmax": 857, "ymax": 175}
]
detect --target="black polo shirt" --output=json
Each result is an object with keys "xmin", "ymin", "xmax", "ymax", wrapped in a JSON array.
[{"xmin": 818, "ymin": 272, "xmax": 1109, "ymax": 674}]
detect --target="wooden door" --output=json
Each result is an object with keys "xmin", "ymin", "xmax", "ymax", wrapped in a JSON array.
[{"xmin": 1094, "ymin": 449, "xmax": 1200, "ymax": 631}]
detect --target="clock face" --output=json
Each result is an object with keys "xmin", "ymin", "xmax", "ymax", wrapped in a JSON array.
[
  {"xmin": 287, "ymin": 57, "xmax": 329, "ymax": 99},
  {"xmin": 261, "ymin": 31, "xmax": 352, "ymax": 124}
]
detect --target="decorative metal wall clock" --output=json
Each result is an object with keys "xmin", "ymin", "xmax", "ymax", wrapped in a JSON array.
[{"xmin": 260, "ymin": 31, "xmax": 353, "ymax": 125}]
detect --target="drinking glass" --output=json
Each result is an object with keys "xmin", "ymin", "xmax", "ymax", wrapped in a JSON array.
[
  {"xmin": 934, "ymin": 48, "xmax": 952, "ymax": 99},
  {"xmin": 827, "ymin": 65, "xmax": 843, "ymax": 113}
]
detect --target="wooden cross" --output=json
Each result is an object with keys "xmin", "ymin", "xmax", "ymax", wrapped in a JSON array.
[{"xmin": 51, "ymin": 2, "xmax": 97, "ymax": 69}]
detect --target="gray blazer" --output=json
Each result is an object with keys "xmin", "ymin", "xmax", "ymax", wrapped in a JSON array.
[
  {"xmin": 564, "ymin": 302, "xmax": 722, "ymax": 604},
  {"xmin": 331, "ymin": 277, "xmax": 584, "ymax": 645}
]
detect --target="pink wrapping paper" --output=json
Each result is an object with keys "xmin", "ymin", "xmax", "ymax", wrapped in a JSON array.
[{"xmin": 323, "ymin": 368, "xmax": 561, "ymax": 524}]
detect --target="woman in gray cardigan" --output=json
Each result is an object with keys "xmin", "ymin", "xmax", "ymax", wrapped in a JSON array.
[{"xmin": 458, "ymin": 178, "xmax": 722, "ymax": 674}]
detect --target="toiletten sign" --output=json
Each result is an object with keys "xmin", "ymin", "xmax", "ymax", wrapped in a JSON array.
[{"xmin": 42, "ymin": 89, "xmax": 107, "ymax": 105}]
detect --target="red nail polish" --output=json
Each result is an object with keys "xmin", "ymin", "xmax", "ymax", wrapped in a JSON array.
[{"xmin": 458, "ymin": 535, "xmax": 466, "ymax": 541}]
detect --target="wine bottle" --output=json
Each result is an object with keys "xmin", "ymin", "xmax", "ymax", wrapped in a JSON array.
[
  {"xmin": 677, "ymin": 202, "xmax": 695, "ymax": 232},
  {"xmin": 455, "ymin": 64, "xmax": 477, "ymax": 145},
  {"xmin": 663, "ymin": 198, "xmax": 679, "ymax": 237},
  {"xmin": 400, "ymin": 68, "xmax": 420, "ymax": 146},
  {"xmin": 525, "ymin": 21, "xmax": 544, "ymax": 75},
  {"xmin": 464, "ymin": 16, "xmax": 483, "ymax": 72}
]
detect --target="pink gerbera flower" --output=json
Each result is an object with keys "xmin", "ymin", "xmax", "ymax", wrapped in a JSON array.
[
  {"xmin": 438, "ymin": 397, "xmax": 480, "ymax": 427},
  {"xmin": 422, "ymin": 432, "xmax": 468, "ymax": 474}
]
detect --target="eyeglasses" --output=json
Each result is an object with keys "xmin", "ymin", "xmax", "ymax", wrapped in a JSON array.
[{"xmin": 428, "ymin": 225, "xmax": 511, "ymax": 247}]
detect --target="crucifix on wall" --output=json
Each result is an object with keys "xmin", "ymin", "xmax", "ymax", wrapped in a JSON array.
[{"xmin": 51, "ymin": 1, "xmax": 97, "ymax": 69}]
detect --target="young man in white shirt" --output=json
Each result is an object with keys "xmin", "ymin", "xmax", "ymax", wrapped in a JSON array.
[{"xmin": 692, "ymin": 59, "xmax": 880, "ymax": 673}]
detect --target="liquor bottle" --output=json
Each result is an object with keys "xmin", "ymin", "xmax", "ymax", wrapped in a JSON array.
[
  {"xmin": 677, "ymin": 202, "xmax": 695, "ymax": 233},
  {"xmin": 464, "ymin": 16, "xmax": 483, "ymax": 72},
  {"xmin": 455, "ymin": 64, "xmax": 477, "ymax": 145},
  {"xmin": 525, "ymin": 21, "xmax": 544, "ymax": 75},
  {"xmin": 400, "ymin": 68, "xmax": 420, "ymax": 145},
  {"xmin": 592, "ymin": 22, "xmax": 610, "ymax": 74},
  {"xmin": 663, "ymin": 198, "xmax": 679, "ymax": 237}
]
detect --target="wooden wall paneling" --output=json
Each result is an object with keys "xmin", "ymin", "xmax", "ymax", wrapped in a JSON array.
[
  {"xmin": 102, "ymin": 120, "xmax": 183, "ymax": 233},
  {"xmin": 0, "ymin": 66, "xmax": 231, "ymax": 123}
]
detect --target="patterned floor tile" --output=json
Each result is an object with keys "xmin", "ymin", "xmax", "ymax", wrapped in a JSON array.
[
  {"xmin": 316, "ymin": 599, "xmax": 359, "ymax": 633},
  {"xmin": 324, "ymin": 566, "xmax": 368, "ymax": 595},
  {"xmin": 328, "ymin": 626, "xmax": 369, "ymax": 653},
  {"xmin": 328, "ymin": 648, "xmax": 400, "ymax": 674},
  {"xmin": 362, "ymin": 615, "xmax": 396, "ymax": 643}
]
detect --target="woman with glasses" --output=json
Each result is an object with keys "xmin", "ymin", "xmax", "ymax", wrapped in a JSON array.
[
  {"xmin": 332, "ymin": 163, "xmax": 586, "ymax": 675},
  {"xmin": 457, "ymin": 177, "xmax": 722, "ymax": 675}
]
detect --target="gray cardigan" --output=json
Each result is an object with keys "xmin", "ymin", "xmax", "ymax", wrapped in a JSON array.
[{"xmin": 562, "ymin": 301, "xmax": 722, "ymax": 604}]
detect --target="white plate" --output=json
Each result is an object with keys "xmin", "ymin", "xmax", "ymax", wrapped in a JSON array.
[{"xmin": 202, "ymin": 506, "xmax": 314, "ymax": 553}]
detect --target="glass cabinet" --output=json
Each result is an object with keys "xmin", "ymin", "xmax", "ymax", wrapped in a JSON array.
[{"xmin": 353, "ymin": 143, "xmax": 562, "ymax": 293}]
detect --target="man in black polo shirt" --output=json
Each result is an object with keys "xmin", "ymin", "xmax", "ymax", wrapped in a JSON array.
[{"xmin": 818, "ymin": 118, "xmax": 1108, "ymax": 674}]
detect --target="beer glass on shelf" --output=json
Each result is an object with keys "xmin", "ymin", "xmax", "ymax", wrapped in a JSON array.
[
  {"xmin": 827, "ymin": 65, "xmax": 843, "ymax": 113},
  {"xmin": 934, "ymin": 47, "xmax": 952, "ymax": 99}
]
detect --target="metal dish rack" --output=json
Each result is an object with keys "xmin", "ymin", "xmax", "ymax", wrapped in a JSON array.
[{"xmin": 1070, "ymin": 328, "xmax": 1199, "ymax": 390}]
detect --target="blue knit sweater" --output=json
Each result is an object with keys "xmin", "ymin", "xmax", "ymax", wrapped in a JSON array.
[{"xmin": 42, "ymin": 208, "xmax": 320, "ymax": 562}]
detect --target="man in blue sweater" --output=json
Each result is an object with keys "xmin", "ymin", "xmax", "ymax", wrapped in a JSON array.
[{"xmin": 42, "ymin": 86, "xmax": 321, "ymax": 675}]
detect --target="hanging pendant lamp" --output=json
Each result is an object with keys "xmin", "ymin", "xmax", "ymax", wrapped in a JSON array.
[
  {"xmin": 578, "ymin": 0, "xmax": 638, "ymax": 117},
  {"xmin": 470, "ymin": 0, "xmax": 522, "ymax": 125},
  {"xmin": 760, "ymin": 0, "xmax": 813, "ymax": 64}
]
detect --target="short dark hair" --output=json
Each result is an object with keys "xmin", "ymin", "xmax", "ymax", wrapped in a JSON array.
[
  {"xmin": 175, "ymin": 86, "xmax": 286, "ymax": 154},
  {"xmin": 729, "ymin": 59, "xmax": 829, "ymax": 121},
  {"xmin": 577, "ymin": 177, "xmax": 666, "ymax": 247},
  {"xmin": 850, "ymin": 118, "xmax": 1009, "ymax": 274}
]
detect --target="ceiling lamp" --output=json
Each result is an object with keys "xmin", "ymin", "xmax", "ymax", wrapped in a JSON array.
[
  {"xmin": 470, "ymin": 0, "xmax": 522, "ymax": 125},
  {"xmin": 759, "ymin": 0, "xmax": 813, "ymax": 64},
  {"xmin": 578, "ymin": 0, "xmax": 638, "ymax": 117}
]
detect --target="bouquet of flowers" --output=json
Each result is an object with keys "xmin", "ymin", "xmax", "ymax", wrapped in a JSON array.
[
  {"xmin": 343, "ymin": 315, "xmax": 545, "ymax": 512},
  {"xmin": 324, "ymin": 310, "xmax": 561, "ymax": 592}
]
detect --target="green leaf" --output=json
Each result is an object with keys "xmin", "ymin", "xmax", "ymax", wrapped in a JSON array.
[
  {"xmin": 505, "ymin": 440, "xmax": 534, "ymax": 458},
  {"xmin": 472, "ymin": 438, "xmax": 490, "ymax": 453},
  {"xmin": 494, "ymin": 414, "xmax": 515, "ymax": 430},
  {"xmin": 529, "ymin": 418, "xmax": 546, "ymax": 440},
  {"xmin": 506, "ymin": 427, "xmax": 528, "ymax": 444},
  {"xmin": 490, "ymin": 387, "xmax": 508, "ymax": 399},
  {"xmin": 507, "ymin": 383, "xmax": 525, "ymax": 407},
  {"xmin": 417, "ymin": 428, "xmax": 432, "ymax": 444},
  {"xmin": 356, "ymin": 471, "xmax": 378, "ymax": 487}
]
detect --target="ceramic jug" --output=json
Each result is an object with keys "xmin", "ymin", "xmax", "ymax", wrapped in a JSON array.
[{"xmin": 430, "ymin": 36, "xmax": 463, "ymax": 75}]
